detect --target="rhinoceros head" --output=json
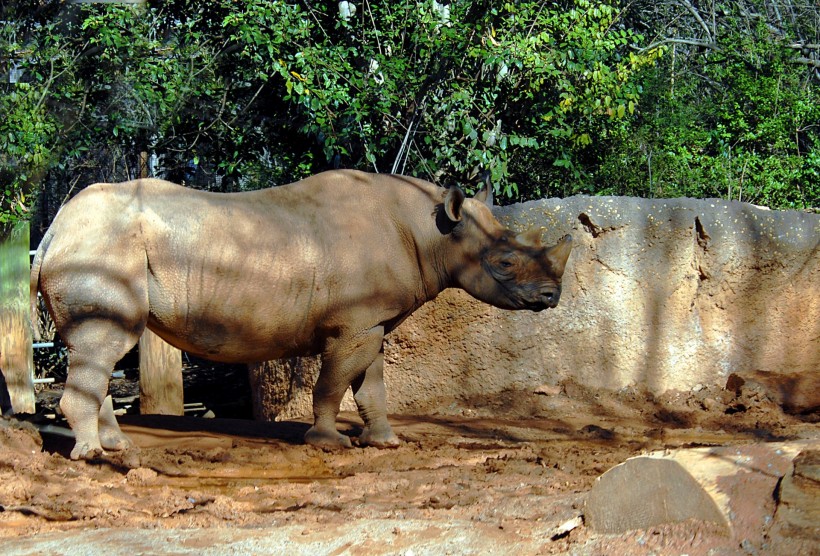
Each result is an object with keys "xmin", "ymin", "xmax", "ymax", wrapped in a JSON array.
[{"xmin": 439, "ymin": 184, "xmax": 572, "ymax": 312}]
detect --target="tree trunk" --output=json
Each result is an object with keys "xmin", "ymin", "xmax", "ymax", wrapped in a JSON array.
[
  {"xmin": 248, "ymin": 356, "xmax": 325, "ymax": 421},
  {"xmin": 585, "ymin": 440, "xmax": 816, "ymax": 541}
]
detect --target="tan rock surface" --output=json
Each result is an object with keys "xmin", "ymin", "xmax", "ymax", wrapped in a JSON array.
[{"xmin": 252, "ymin": 196, "xmax": 819, "ymax": 420}]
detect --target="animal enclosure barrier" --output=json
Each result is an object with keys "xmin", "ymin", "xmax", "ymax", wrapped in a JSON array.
[
  {"xmin": 138, "ymin": 328, "xmax": 183, "ymax": 415},
  {"xmin": 0, "ymin": 221, "xmax": 35, "ymax": 413}
]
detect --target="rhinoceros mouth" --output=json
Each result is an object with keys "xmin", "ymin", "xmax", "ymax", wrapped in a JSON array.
[
  {"xmin": 522, "ymin": 298, "xmax": 553, "ymax": 312},
  {"xmin": 489, "ymin": 281, "xmax": 546, "ymax": 312},
  {"xmin": 497, "ymin": 281, "xmax": 560, "ymax": 312}
]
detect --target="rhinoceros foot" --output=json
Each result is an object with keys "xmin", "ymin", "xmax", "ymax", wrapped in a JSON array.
[
  {"xmin": 304, "ymin": 426, "xmax": 354, "ymax": 449},
  {"xmin": 99, "ymin": 395, "xmax": 133, "ymax": 452},
  {"xmin": 70, "ymin": 442, "xmax": 103, "ymax": 461},
  {"xmin": 99, "ymin": 429, "xmax": 133, "ymax": 452},
  {"xmin": 358, "ymin": 426, "xmax": 401, "ymax": 448}
]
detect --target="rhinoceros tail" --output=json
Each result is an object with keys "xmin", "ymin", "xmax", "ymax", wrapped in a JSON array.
[{"xmin": 29, "ymin": 230, "xmax": 53, "ymax": 343}]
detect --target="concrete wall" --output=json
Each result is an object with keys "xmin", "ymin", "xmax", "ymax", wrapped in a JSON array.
[{"xmin": 251, "ymin": 196, "xmax": 819, "ymax": 420}]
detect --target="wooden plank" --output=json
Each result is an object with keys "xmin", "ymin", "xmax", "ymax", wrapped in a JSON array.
[
  {"xmin": 0, "ymin": 221, "xmax": 35, "ymax": 414},
  {"xmin": 138, "ymin": 328, "xmax": 183, "ymax": 415}
]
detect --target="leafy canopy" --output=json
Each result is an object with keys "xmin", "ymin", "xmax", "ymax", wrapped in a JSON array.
[{"xmin": 1, "ymin": 0, "xmax": 816, "ymax": 228}]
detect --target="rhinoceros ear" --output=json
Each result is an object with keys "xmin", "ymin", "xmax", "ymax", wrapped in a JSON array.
[
  {"xmin": 474, "ymin": 171, "xmax": 494, "ymax": 207},
  {"xmin": 515, "ymin": 227, "xmax": 543, "ymax": 247},
  {"xmin": 545, "ymin": 234, "xmax": 573, "ymax": 275},
  {"xmin": 444, "ymin": 185, "xmax": 466, "ymax": 222}
]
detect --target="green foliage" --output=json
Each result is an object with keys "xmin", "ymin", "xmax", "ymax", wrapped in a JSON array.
[
  {"xmin": 595, "ymin": 1, "xmax": 819, "ymax": 209},
  {"xmin": 0, "ymin": 14, "xmax": 62, "ymax": 226},
  {"xmin": 255, "ymin": 0, "xmax": 654, "ymax": 199},
  {"xmin": 2, "ymin": 0, "xmax": 653, "ymax": 207},
  {"xmin": 0, "ymin": 0, "xmax": 816, "ymax": 226}
]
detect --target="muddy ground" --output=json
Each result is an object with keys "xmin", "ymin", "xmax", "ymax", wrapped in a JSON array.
[{"xmin": 0, "ymin": 373, "xmax": 817, "ymax": 555}]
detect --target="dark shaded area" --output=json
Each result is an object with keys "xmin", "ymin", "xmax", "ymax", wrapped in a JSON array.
[
  {"xmin": 0, "ymin": 369, "xmax": 13, "ymax": 417},
  {"xmin": 35, "ymin": 355, "xmax": 254, "ymax": 422},
  {"xmin": 727, "ymin": 370, "xmax": 820, "ymax": 418},
  {"xmin": 180, "ymin": 357, "xmax": 254, "ymax": 419},
  {"xmin": 117, "ymin": 413, "xmax": 311, "ymax": 445}
]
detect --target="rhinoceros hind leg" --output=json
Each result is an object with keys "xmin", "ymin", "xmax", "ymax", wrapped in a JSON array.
[
  {"xmin": 61, "ymin": 361, "xmax": 108, "ymax": 460},
  {"xmin": 60, "ymin": 321, "xmax": 143, "ymax": 460},
  {"xmin": 98, "ymin": 395, "xmax": 133, "ymax": 451}
]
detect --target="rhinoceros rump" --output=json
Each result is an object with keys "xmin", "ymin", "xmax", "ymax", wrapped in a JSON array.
[{"xmin": 31, "ymin": 170, "xmax": 572, "ymax": 459}]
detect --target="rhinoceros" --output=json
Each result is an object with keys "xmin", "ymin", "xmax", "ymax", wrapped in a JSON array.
[{"xmin": 30, "ymin": 170, "xmax": 572, "ymax": 459}]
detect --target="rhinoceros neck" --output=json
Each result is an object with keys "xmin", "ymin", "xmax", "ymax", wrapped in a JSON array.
[
  {"xmin": 419, "ymin": 233, "xmax": 454, "ymax": 299},
  {"xmin": 372, "ymin": 174, "xmax": 453, "ymax": 304}
]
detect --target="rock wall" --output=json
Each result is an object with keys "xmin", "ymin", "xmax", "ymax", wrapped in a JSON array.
[{"xmin": 250, "ymin": 196, "xmax": 819, "ymax": 420}]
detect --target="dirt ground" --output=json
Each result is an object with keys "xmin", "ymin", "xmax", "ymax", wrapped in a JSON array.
[{"xmin": 0, "ymin": 376, "xmax": 817, "ymax": 555}]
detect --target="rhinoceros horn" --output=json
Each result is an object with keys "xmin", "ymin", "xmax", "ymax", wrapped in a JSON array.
[
  {"xmin": 546, "ymin": 234, "xmax": 573, "ymax": 275},
  {"xmin": 515, "ymin": 227, "xmax": 544, "ymax": 247}
]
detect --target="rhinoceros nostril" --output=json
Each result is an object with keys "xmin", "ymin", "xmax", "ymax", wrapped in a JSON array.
[{"xmin": 542, "ymin": 289, "xmax": 560, "ymax": 307}]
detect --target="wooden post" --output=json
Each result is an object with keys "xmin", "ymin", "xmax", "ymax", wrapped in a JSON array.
[
  {"xmin": 137, "ymin": 150, "xmax": 184, "ymax": 415},
  {"xmin": 0, "ymin": 221, "xmax": 35, "ymax": 414},
  {"xmin": 138, "ymin": 329, "xmax": 183, "ymax": 415}
]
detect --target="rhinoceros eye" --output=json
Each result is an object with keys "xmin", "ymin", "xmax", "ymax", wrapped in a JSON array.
[
  {"xmin": 496, "ymin": 254, "xmax": 517, "ymax": 270},
  {"xmin": 487, "ymin": 253, "xmax": 517, "ymax": 282}
]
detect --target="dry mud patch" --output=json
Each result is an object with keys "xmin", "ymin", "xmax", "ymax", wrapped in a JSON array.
[{"xmin": 0, "ymin": 380, "xmax": 817, "ymax": 555}]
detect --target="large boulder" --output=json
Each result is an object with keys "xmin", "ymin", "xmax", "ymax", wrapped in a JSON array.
[{"xmin": 250, "ymin": 196, "xmax": 819, "ymax": 420}]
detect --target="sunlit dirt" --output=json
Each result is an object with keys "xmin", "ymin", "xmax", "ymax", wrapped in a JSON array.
[{"xmin": 0, "ymin": 378, "xmax": 816, "ymax": 554}]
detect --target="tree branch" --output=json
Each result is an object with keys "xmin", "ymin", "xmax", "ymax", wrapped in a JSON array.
[
  {"xmin": 392, "ymin": 95, "xmax": 427, "ymax": 174},
  {"xmin": 793, "ymin": 56, "xmax": 820, "ymax": 68},
  {"xmin": 676, "ymin": 0, "xmax": 712, "ymax": 42},
  {"xmin": 637, "ymin": 38, "xmax": 722, "ymax": 53},
  {"xmin": 226, "ymin": 82, "xmax": 264, "ymax": 127}
]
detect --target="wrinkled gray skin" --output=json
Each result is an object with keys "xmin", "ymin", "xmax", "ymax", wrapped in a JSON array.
[{"xmin": 31, "ymin": 170, "xmax": 573, "ymax": 460}]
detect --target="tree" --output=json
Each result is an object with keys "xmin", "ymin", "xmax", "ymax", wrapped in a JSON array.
[
  {"xmin": 1, "ymin": 0, "xmax": 816, "ymax": 229},
  {"xmin": 220, "ymin": 0, "xmax": 656, "ymax": 199},
  {"xmin": 595, "ymin": 0, "xmax": 819, "ymax": 208},
  {"xmin": 2, "ymin": 1, "xmax": 654, "ymax": 211}
]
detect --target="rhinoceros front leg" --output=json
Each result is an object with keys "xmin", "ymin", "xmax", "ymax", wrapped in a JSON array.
[
  {"xmin": 305, "ymin": 325, "xmax": 397, "ymax": 449},
  {"xmin": 351, "ymin": 350, "xmax": 400, "ymax": 448}
]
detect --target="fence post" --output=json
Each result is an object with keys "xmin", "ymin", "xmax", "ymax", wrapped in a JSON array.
[
  {"xmin": 0, "ymin": 221, "xmax": 35, "ymax": 414},
  {"xmin": 138, "ymin": 329, "xmax": 183, "ymax": 415},
  {"xmin": 137, "ymin": 150, "xmax": 184, "ymax": 415}
]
